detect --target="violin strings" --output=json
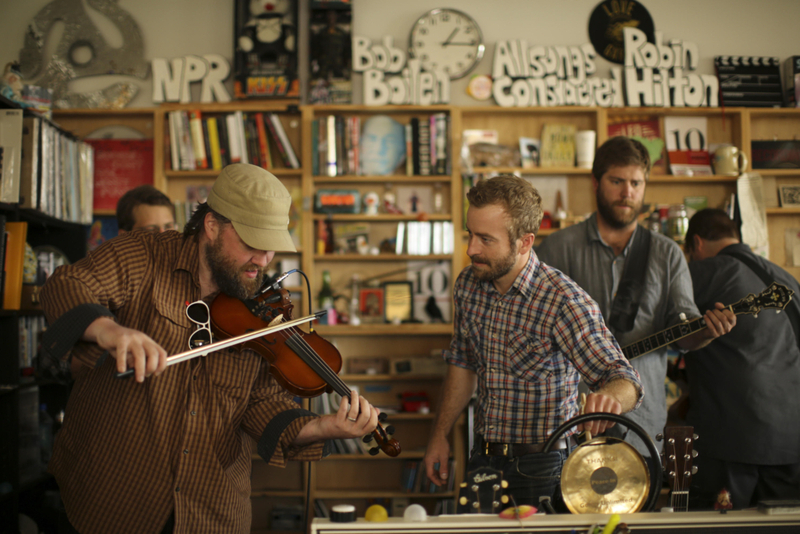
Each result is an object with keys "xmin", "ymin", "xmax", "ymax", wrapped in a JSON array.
[{"xmin": 274, "ymin": 321, "xmax": 351, "ymax": 397}]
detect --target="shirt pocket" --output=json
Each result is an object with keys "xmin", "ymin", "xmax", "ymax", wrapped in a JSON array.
[
  {"xmin": 205, "ymin": 349, "xmax": 250, "ymax": 392},
  {"xmin": 503, "ymin": 331, "xmax": 554, "ymax": 385}
]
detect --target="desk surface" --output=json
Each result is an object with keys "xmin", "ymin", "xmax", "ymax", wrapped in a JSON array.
[{"xmin": 312, "ymin": 510, "xmax": 800, "ymax": 533}]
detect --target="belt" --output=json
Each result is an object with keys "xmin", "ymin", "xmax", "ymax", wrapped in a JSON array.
[{"xmin": 482, "ymin": 436, "xmax": 575, "ymax": 457}]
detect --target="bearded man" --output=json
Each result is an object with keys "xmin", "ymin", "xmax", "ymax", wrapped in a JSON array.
[
  {"xmin": 536, "ymin": 136, "xmax": 735, "ymax": 459},
  {"xmin": 422, "ymin": 174, "xmax": 644, "ymax": 511},
  {"xmin": 40, "ymin": 164, "xmax": 379, "ymax": 534}
]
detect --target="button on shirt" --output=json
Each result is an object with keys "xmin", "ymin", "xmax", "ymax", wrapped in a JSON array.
[
  {"xmin": 444, "ymin": 253, "xmax": 643, "ymax": 444},
  {"xmin": 39, "ymin": 231, "xmax": 323, "ymax": 534}
]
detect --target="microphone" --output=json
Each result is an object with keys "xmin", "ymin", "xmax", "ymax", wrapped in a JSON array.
[{"xmin": 261, "ymin": 269, "xmax": 297, "ymax": 294}]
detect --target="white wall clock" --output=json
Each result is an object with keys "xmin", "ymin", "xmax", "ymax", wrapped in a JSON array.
[{"xmin": 409, "ymin": 8, "xmax": 485, "ymax": 80}]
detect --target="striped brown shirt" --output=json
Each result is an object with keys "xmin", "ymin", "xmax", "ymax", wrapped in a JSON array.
[{"xmin": 40, "ymin": 230, "xmax": 323, "ymax": 534}]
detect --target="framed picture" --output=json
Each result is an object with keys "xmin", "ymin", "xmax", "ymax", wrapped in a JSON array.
[
  {"xmin": 382, "ymin": 281, "xmax": 413, "ymax": 323},
  {"xmin": 779, "ymin": 185, "xmax": 800, "ymax": 207},
  {"xmin": 359, "ymin": 287, "xmax": 384, "ymax": 323}
]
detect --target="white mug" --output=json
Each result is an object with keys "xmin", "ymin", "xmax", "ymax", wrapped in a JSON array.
[{"xmin": 575, "ymin": 130, "xmax": 597, "ymax": 169}]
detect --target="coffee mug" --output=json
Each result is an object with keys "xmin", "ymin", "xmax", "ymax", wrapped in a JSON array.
[{"xmin": 713, "ymin": 146, "xmax": 748, "ymax": 176}]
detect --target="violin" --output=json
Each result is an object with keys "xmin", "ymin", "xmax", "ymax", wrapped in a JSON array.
[{"xmin": 209, "ymin": 288, "xmax": 401, "ymax": 458}]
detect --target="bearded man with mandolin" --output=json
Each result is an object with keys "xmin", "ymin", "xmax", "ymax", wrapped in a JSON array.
[{"xmin": 39, "ymin": 164, "xmax": 380, "ymax": 534}]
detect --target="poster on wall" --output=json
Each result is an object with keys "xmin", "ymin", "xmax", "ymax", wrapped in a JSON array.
[
  {"xmin": 86, "ymin": 139, "xmax": 153, "ymax": 211},
  {"xmin": 309, "ymin": 2, "xmax": 352, "ymax": 104},
  {"xmin": 233, "ymin": 0, "xmax": 299, "ymax": 99}
]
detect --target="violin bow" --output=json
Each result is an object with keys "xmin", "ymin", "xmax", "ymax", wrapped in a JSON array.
[{"xmin": 115, "ymin": 311, "xmax": 325, "ymax": 378}]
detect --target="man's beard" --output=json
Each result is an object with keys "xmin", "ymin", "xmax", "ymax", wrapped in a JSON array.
[
  {"xmin": 470, "ymin": 244, "xmax": 517, "ymax": 282},
  {"xmin": 205, "ymin": 235, "xmax": 267, "ymax": 300},
  {"xmin": 596, "ymin": 194, "xmax": 641, "ymax": 229}
]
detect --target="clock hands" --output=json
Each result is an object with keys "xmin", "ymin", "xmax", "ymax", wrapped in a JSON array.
[{"xmin": 442, "ymin": 28, "xmax": 459, "ymax": 47}]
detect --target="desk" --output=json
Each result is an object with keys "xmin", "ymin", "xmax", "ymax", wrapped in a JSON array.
[{"xmin": 312, "ymin": 510, "xmax": 800, "ymax": 533}]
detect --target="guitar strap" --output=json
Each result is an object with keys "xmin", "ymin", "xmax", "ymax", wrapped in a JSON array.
[
  {"xmin": 609, "ymin": 226, "xmax": 652, "ymax": 334},
  {"xmin": 718, "ymin": 247, "xmax": 800, "ymax": 348}
]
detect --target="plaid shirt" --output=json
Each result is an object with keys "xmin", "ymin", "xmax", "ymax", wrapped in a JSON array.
[
  {"xmin": 444, "ymin": 253, "xmax": 643, "ymax": 444},
  {"xmin": 40, "ymin": 231, "xmax": 324, "ymax": 534}
]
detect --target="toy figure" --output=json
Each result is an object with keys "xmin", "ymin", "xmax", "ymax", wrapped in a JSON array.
[
  {"xmin": 1, "ymin": 62, "xmax": 30, "ymax": 107},
  {"xmin": 714, "ymin": 488, "xmax": 733, "ymax": 511},
  {"xmin": 237, "ymin": 0, "xmax": 295, "ymax": 71}
]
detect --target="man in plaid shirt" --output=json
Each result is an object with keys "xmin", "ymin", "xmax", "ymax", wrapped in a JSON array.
[{"xmin": 423, "ymin": 175, "xmax": 643, "ymax": 510}]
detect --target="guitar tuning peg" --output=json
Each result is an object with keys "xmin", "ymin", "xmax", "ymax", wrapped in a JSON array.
[
  {"xmin": 656, "ymin": 433, "xmax": 664, "ymax": 441},
  {"xmin": 691, "ymin": 466, "xmax": 698, "ymax": 474},
  {"xmin": 692, "ymin": 450, "xmax": 699, "ymax": 458},
  {"xmin": 693, "ymin": 434, "xmax": 699, "ymax": 440},
  {"xmin": 368, "ymin": 447, "xmax": 380, "ymax": 456}
]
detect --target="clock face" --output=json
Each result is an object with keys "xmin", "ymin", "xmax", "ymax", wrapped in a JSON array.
[{"xmin": 409, "ymin": 8, "xmax": 485, "ymax": 80}]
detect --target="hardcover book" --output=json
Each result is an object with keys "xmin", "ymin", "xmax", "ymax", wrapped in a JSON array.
[
  {"xmin": 86, "ymin": 139, "xmax": 154, "ymax": 211},
  {"xmin": 540, "ymin": 124, "xmax": 576, "ymax": 168},
  {"xmin": 664, "ymin": 116, "xmax": 713, "ymax": 176},
  {"xmin": 607, "ymin": 117, "xmax": 665, "ymax": 166}
]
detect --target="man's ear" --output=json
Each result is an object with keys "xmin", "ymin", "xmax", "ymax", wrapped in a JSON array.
[
  {"xmin": 203, "ymin": 212, "xmax": 220, "ymax": 241},
  {"xmin": 518, "ymin": 233, "xmax": 536, "ymax": 255}
]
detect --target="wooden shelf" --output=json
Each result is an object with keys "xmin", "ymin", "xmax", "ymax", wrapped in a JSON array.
[
  {"xmin": 165, "ymin": 168, "xmax": 302, "ymax": 178},
  {"xmin": 314, "ymin": 175, "xmax": 452, "ymax": 183},
  {"xmin": 649, "ymin": 174, "xmax": 738, "ymax": 183},
  {"xmin": 313, "ymin": 323, "xmax": 452, "ymax": 336},
  {"xmin": 467, "ymin": 166, "xmax": 591, "ymax": 175},
  {"xmin": 314, "ymin": 254, "xmax": 451, "ymax": 261},
  {"xmin": 312, "ymin": 213, "xmax": 451, "ymax": 222},
  {"xmin": 766, "ymin": 207, "xmax": 800, "ymax": 215},
  {"xmin": 752, "ymin": 168, "xmax": 800, "ymax": 176}
]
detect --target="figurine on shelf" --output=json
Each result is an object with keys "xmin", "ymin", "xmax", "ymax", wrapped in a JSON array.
[
  {"xmin": 1, "ymin": 62, "xmax": 30, "ymax": 107},
  {"xmin": 714, "ymin": 488, "xmax": 733, "ymax": 512}
]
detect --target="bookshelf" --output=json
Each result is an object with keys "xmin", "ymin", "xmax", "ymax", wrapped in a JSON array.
[
  {"xmin": 39, "ymin": 103, "xmax": 800, "ymax": 532},
  {"xmin": 1, "ymin": 91, "xmax": 90, "ymax": 533}
]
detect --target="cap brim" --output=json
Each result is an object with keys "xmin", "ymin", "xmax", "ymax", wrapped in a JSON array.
[{"xmin": 231, "ymin": 220, "xmax": 297, "ymax": 253}]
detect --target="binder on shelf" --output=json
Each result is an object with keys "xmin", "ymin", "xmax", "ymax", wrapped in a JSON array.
[
  {"xmin": 254, "ymin": 112, "xmax": 272, "ymax": 169},
  {"xmin": 3, "ymin": 221, "xmax": 28, "ymax": 310},
  {"xmin": 0, "ymin": 109, "xmax": 23, "ymax": 203},
  {"xmin": 267, "ymin": 113, "xmax": 300, "ymax": 169},
  {"xmin": 19, "ymin": 116, "xmax": 41, "ymax": 209},
  {"xmin": 189, "ymin": 110, "xmax": 208, "ymax": 169},
  {"xmin": 206, "ymin": 117, "xmax": 223, "ymax": 171}
]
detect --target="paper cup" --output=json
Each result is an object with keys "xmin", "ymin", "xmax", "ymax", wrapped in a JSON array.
[{"xmin": 575, "ymin": 130, "xmax": 597, "ymax": 169}]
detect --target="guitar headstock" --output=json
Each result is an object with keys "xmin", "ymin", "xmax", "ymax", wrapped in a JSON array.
[
  {"xmin": 730, "ymin": 282, "xmax": 794, "ymax": 318},
  {"xmin": 657, "ymin": 426, "xmax": 697, "ymax": 511},
  {"xmin": 457, "ymin": 467, "xmax": 509, "ymax": 514}
]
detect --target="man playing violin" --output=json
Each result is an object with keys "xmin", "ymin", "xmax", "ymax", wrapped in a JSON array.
[
  {"xmin": 40, "ymin": 164, "xmax": 379, "ymax": 534},
  {"xmin": 423, "ymin": 175, "xmax": 644, "ymax": 511}
]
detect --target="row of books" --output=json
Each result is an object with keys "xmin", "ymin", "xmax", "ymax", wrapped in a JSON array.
[
  {"xmin": 401, "ymin": 459, "xmax": 456, "ymax": 494},
  {"xmin": 167, "ymin": 110, "xmax": 299, "ymax": 172},
  {"xmin": 18, "ymin": 315, "xmax": 46, "ymax": 371},
  {"xmin": 396, "ymin": 221, "xmax": 455, "ymax": 256},
  {"xmin": 0, "ymin": 110, "xmax": 94, "ymax": 224},
  {"xmin": 311, "ymin": 113, "xmax": 451, "ymax": 177}
]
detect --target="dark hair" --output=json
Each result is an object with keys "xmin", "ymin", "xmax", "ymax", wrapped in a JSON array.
[
  {"xmin": 592, "ymin": 136, "xmax": 651, "ymax": 182},
  {"xmin": 116, "ymin": 185, "xmax": 174, "ymax": 231},
  {"xmin": 182, "ymin": 202, "xmax": 231, "ymax": 239},
  {"xmin": 466, "ymin": 175, "xmax": 542, "ymax": 242},
  {"xmin": 684, "ymin": 208, "xmax": 740, "ymax": 253}
]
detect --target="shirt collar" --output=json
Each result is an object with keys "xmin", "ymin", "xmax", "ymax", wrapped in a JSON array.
[{"xmin": 175, "ymin": 235, "xmax": 200, "ymax": 282}]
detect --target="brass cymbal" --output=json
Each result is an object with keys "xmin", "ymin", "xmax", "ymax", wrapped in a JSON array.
[{"xmin": 561, "ymin": 436, "xmax": 650, "ymax": 514}]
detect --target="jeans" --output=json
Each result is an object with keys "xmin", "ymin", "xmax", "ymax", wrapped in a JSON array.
[{"xmin": 463, "ymin": 443, "xmax": 571, "ymax": 512}]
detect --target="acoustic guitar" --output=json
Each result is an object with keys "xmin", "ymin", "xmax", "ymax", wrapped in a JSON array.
[{"xmin": 657, "ymin": 426, "xmax": 697, "ymax": 512}]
